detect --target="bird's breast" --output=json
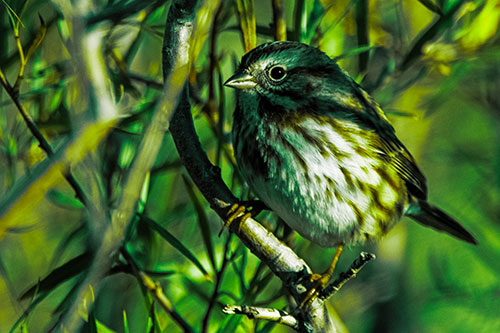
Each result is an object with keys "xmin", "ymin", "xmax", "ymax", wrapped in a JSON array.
[{"xmin": 233, "ymin": 107, "xmax": 406, "ymax": 246}]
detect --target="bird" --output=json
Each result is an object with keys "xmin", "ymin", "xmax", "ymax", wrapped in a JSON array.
[{"xmin": 224, "ymin": 41, "xmax": 477, "ymax": 303}]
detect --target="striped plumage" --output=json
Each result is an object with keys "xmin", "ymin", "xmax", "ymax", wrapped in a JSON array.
[{"xmin": 226, "ymin": 41, "xmax": 477, "ymax": 247}]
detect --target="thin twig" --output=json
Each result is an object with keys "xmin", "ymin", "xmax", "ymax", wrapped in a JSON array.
[
  {"xmin": 355, "ymin": 0, "xmax": 369, "ymax": 73},
  {"xmin": 11, "ymin": 15, "xmax": 47, "ymax": 93},
  {"xmin": 0, "ymin": 70, "xmax": 52, "ymax": 155},
  {"xmin": 201, "ymin": 234, "xmax": 232, "ymax": 333},
  {"xmin": 140, "ymin": 273, "xmax": 194, "ymax": 332},
  {"xmin": 319, "ymin": 252, "xmax": 376, "ymax": 301},
  {"xmin": 128, "ymin": 73, "xmax": 163, "ymax": 89},
  {"xmin": 0, "ymin": 15, "xmax": 87, "ymax": 206},
  {"xmin": 12, "ymin": 23, "xmax": 25, "ymax": 92},
  {"xmin": 223, "ymin": 305, "xmax": 298, "ymax": 330},
  {"xmin": 207, "ymin": 2, "xmax": 224, "ymax": 166},
  {"xmin": 0, "ymin": 68, "xmax": 89, "ymax": 205}
]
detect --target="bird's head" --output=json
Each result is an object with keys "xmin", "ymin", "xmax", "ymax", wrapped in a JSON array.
[{"xmin": 224, "ymin": 41, "xmax": 350, "ymax": 109}]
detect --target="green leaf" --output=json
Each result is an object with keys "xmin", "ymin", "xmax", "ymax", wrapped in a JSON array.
[
  {"xmin": 46, "ymin": 189, "xmax": 85, "ymax": 209},
  {"xmin": 182, "ymin": 276, "xmax": 211, "ymax": 302},
  {"xmin": 417, "ymin": 0, "xmax": 443, "ymax": 15},
  {"xmin": 137, "ymin": 172, "xmax": 150, "ymax": 214},
  {"xmin": 88, "ymin": 305, "xmax": 98, "ymax": 333},
  {"xmin": 20, "ymin": 251, "xmax": 92, "ymax": 300},
  {"xmin": 231, "ymin": 244, "xmax": 248, "ymax": 294},
  {"xmin": 118, "ymin": 247, "xmax": 150, "ymax": 297},
  {"xmin": 53, "ymin": 274, "xmax": 85, "ymax": 314},
  {"xmin": 109, "ymin": 264, "xmax": 175, "ymax": 278},
  {"xmin": 251, "ymin": 270, "xmax": 274, "ymax": 297},
  {"xmin": 96, "ymin": 321, "xmax": 118, "ymax": 333},
  {"xmin": 217, "ymin": 314, "xmax": 242, "ymax": 333},
  {"xmin": 1, "ymin": 0, "xmax": 24, "ymax": 28},
  {"xmin": 147, "ymin": 302, "xmax": 157, "ymax": 333},
  {"xmin": 123, "ymin": 310, "xmax": 129, "ymax": 333},
  {"xmin": 10, "ymin": 292, "xmax": 48, "ymax": 333},
  {"xmin": 182, "ymin": 175, "xmax": 216, "ymax": 271},
  {"xmin": 334, "ymin": 45, "xmax": 376, "ymax": 61},
  {"xmin": 305, "ymin": 0, "xmax": 325, "ymax": 43},
  {"xmin": 49, "ymin": 224, "xmax": 86, "ymax": 268},
  {"xmin": 293, "ymin": 0, "xmax": 307, "ymax": 42},
  {"xmin": 0, "ymin": 253, "xmax": 15, "ymax": 295},
  {"xmin": 259, "ymin": 320, "xmax": 278, "ymax": 333},
  {"xmin": 385, "ymin": 109, "xmax": 418, "ymax": 118},
  {"xmin": 139, "ymin": 214, "xmax": 210, "ymax": 278},
  {"xmin": 7, "ymin": 137, "xmax": 17, "ymax": 156},
  {"xmin": 401, "ymin": 1, "xmax": 464, "ymax": 70},
  {"xmin": 24, "ymin": 14, "xmax": 47, "ymax": 62}
]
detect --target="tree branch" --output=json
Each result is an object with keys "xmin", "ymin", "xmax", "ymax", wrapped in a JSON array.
[
  {"xmin": 140, "ymin": 272, "xmax": 194, "ymax": 332},
  {"xmin": 223, "ymin": 305, "xmax": 298, "ymax": 330},
  {"xmin": 320, "ymin": 252, "xmax": 376, "ymax": 302},
  {"xmin": 272, "ymin": 0, "xmax": 287, "ymax": 41}
]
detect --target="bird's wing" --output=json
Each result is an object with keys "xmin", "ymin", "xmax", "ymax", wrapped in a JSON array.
[
  {"xmin": 341, "ymin": 84, "xmax": 428, "ymax": 200},
  {"xmin": 376, "ymin": 134, "xmax": 428, "ymax": 200}
]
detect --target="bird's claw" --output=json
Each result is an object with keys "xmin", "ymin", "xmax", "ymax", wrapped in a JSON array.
[
  {"xmin": 299, "ymin": 244, "xmax": 344, "ymax": 308},
  {"xmin": 225, "ymin": 203, "xmax": 252, "ymax": 229},
  {"xmin": 299, "ymin": 273, "xmax": 331, "ymax": 308},
  {"xmin": 219, "ymin": 200, "xmax": 266, "ymax": 236}
]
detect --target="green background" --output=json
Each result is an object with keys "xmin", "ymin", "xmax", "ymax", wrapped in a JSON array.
[{"xmin": 0, "ymin": 0, "xmax": 499, "ymax": 331}]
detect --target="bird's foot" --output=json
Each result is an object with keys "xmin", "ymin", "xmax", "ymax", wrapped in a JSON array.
[
  {"xmin": 219, "ymin": 200, "xmax": 268, "ymax": 236},
  {"xmin": 299, "ymin": 244, "xmax": 344, "ymax": 308},
  {"xmin": 299, "ymin": 272, "xmax": 331, "ymax": 308}
]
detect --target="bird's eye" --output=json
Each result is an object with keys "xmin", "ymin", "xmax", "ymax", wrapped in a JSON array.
[{"xmin": 268, "ymin": 66, "xmax": 287, "ymax": 81}]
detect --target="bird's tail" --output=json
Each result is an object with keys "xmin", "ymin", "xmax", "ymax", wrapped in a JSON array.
[{"xmin": 406, "ymin": 201, "xmax": 478, "ymax": 245}]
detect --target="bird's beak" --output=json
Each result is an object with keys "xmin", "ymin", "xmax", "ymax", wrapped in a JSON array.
[{"xmin": 224, "ymin": 71, "xmax": 257, "ymax": 89}]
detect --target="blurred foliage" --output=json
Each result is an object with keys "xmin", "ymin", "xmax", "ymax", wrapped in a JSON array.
[{"xmin": 0, "ymin": 0, "xmax": 499, "ymax": 332}]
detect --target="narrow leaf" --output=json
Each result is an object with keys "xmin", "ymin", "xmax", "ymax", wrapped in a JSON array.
[
  {"xmin": 334, "ymin": 45, "xmax": 376, "ymax": 61},
  {"xmin": 49, "ymin": 224, "xmax": 86, "ymax": 268},
  {"xmin": 24, "ymin": 14, "xmax": 47, "ymax": 61},
  {"xmin": 401, "ymin": 1, "xmax": 463, "ymax": 70},
  {"xmin": 10, "ymin": 292, "xmax": 48, "ymax": 333},
  {"xmin": 182, "ymin": 175, "xmax": 216, "ymax": 271},
  {"xmin": 294, "ymin": 0, "xmax": 307, "ymax": 42},
  {"xmin": 20, "ymin": 251, "xmax": 92, "ymax": 300},
  {"xmin": 53, "ymin": 274, "xmax": 86, "ymax": 314},
  {"xmin": 417, "ymin": 0, "xmax": 443, "ymax": 15},
  {"xmin": 1, "ymin": 0, "xmax": 24, "ymax": 27},
  {"xmin": 147, "ymin": 302, "xmax": 157, "ymax": 333},
  {"xmin": 139, "ymin": 214, "xmax": 210, "ymax": 278},
  {"xmin": 88, "ymin": 306, "xmax": 98, "ymax": 333},
  {"xmin": 123, "ymin": 310, "xmax": 129, "ymax": 333},
  {"xmin": 305, "ymin": 0, "xmax": 324, "ymax": 43},
  {"xmin": 46, "ymin": 190, "xmax": 85, "ymax": 209},
  {"xmin": 217, "ymin": 314, "xmax": 242, "ymax": 333}
]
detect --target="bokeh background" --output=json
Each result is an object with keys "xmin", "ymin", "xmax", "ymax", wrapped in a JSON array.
[{"xmin": 0, "ymin": 0, "xmax": 499, "ymax": 332}]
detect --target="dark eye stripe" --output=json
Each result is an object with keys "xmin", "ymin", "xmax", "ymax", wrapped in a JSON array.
[{"xmin": 287, "ymin": 65, "xmax": 336, "ymax": 78}]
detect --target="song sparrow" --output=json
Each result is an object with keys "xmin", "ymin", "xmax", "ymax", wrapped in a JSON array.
[{"xmin": 224, "ymin": 42, "xmax": 476, "ymax": 289}]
